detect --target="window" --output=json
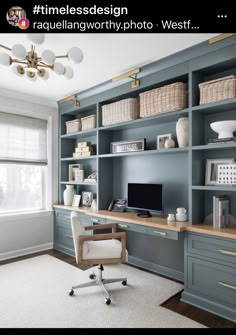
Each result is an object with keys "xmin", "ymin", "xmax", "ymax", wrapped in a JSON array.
[{"xmin": 0, "ymin": 112, "xmax": 48, "ymax": 214}]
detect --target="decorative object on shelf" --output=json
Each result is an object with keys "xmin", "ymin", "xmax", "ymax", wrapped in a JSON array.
[
  {"xmin": 139, "ymin": 82, "xmax": 187, "ymax": 118},
  {"xmin": 111, "ymin": 139, "xmax": 146, "ymax": 154},
  {"xmin": 176, "ymin": 208, "xmax": 187, "ymax": 222},
  {"xmin": 176, "ymin": 117, "xmax": 189, "ymax": 147},
  {"xmin": 102, "ymin": 98, "xmax": 139, "ymax": 126},
  {"xmin": 217, "ymin": 164, "xmax": 236, "ymax": 185},
  {"xmin": 81, "ymin": 115, "xmax": 96, "ymax": 131},
  {"xmin": 82, "ymin": 191, "xmax": 93, "ymax": 207},
  {"xmin": 157, "ymin": 134, "xmax": 172, "ymax": 150},
  {"xmin": 210, "ymin": 120, "xmax": 236, "ymax": 139},
  {"xmin": 63, "ymin": 185, "xmax": 76, "ymax": 206},
  {"xmin": 74, "ymin": 169, "xmax": 84, "ymax": 183},
  {"xmin": 199, "ymin": 75, "xmax": 236, "ymax": 105},
  {"xmin": 73, "ymin": 141, "xmax": 95, "ymax": 157},
  {"xmin": 72, "ymin": 195, "xmax": 81, "ymax": 207},
  {"xmin": 0, "ymin": 34, "xmax": 84, "ymax": 81},
  {"xmin": 213, "ymin": 195, "xmax": 229, "ymax": 228},
  {"xmin": 208, "ymin": 136, "xmax": 236, "ymax": 145},
  {"xmin": 68, "ymin": 164, "xmax": 83, "ymax": 181},
  {"xmin": 91, "ymin": 199, "xmax": 97, "ymax": 210},
  {"xmin": 66, "ymin": 119, "xmax": 81, "ymax": 134},
  {"xmin": 167, "ymin": 214, "xmax": 175, "ymax": 221},
  {"xmin": 84, "ymin": 172, "xmax": 97, "ymax": 183},
  {"xmin": 205, "ymin": 158, "xmax": 234, "ymax": 186},
  {"xmin": 164, "ymin": 138, "xmax": 175, "ymax": 149}
]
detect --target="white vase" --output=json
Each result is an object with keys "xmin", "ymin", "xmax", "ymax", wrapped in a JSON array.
[
  {"xmin": 176, "ymin": 117, "xmax": 189, "ymax": 147},
  {"xmin": 63, "ymin": 185, "xmax": 76, "ymax": 206}
]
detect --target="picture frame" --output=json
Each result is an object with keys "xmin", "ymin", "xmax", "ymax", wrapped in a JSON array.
[
  {"xmin": 72, "ymin": 195, "xmax": 81, "ymax": 207},
  {"xmin": 205, "ymin": 158, "xmax": 234, "ymax": 185},
  {"xmin": 81, "ymin": 191, "xmax": 93, "ymax": 207},
  {"xmin": 157, "ymin": 134, "xmax": 172, "ymax": 150}
]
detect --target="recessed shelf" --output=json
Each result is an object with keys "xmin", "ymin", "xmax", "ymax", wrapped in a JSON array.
[
  {"xmin": 61, "ymin": 181, "xmax": 97, "ymax": 186},
  {"xmin": 61, "ymin": 156, "xmax": 97, "ymax": 161},
  {"xmin": 192, "ymin": 98, "xmax": 236, "ymax": 114},
  {"xmin": 61, "ymin": 129, "xmax": 97, "ymax": 139},
  {"xmin": 192, "ymin": 185, "xmax": 236, "ymax": 192},
  {"xmin": 192, "ymin": 143, "xmax": 236, "ymax": 150},
  {"xmin": 98, "ymin": 108, "xmax": 188, "ymax": 132},
  {"xmin": 99, "ymin": 147, "xmax": 189, "ymax": 158}
]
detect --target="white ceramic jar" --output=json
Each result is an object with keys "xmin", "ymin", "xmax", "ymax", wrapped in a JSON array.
[{"xmin": 63, "ymin": 185, "xmax": 76, "ymax": 206}]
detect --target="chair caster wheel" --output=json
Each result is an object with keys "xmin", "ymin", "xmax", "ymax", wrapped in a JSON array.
[
  {"xmin": 105, "ymin": 298, "xmax": 111, "ymax": 305},
  {"xmin": 122, "ymin": 280, "xmax": 127, "ymax": 286},
  {"xmin": 68, "ymin": 289, "xmax": 74, "ymax": 296},
  {"xmin": 89, "ymin": 273, "xmax": 96, "ymax": 280}
]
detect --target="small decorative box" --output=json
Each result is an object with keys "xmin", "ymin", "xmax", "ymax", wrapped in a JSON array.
[
  {"xmin": 111, "ymin": 139, "xmax": 146, "ymax": 154},
  {"xmin": 217, "ymin": 164, "xmax": 236, "ymax": 185}
]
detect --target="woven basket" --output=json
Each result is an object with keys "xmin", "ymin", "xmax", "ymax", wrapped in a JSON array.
[
  {"xmin": 102, "ymin": 98, "xmax": 138, "ymax": 126},
  {"xmin": 139, "ymin": 82, "xmax": 187, "ymax": 118},
  {"xmin": 81, "ymin": 115, "xmax": 96, "ymax": 131},
  {"xmin": 199, "ymin": 75, "xmax": 236, "ymax": 105},
  {"xmin": 66, "ymin": 119, "xmax": 81, "ymax": 134}
]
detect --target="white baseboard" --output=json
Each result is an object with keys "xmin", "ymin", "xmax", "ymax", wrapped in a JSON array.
[{"xmin": 0, "ymin": 243, "xmax": 53, "ymax": 261}]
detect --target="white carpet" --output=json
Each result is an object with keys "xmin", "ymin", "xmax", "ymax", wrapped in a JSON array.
[{"xmin": 0, "ymin": 255, "xmax": 205, "ymax": 328}]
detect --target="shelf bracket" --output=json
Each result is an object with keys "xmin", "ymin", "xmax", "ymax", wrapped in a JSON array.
[{"xmin": 112, "ymin": 68, "xmax": 141, "ymax": 89}]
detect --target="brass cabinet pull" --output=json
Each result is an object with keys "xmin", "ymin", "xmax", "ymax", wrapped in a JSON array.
[
  {"xmin": 218, "ymin": 249, "xmax": 236, "ymax": 257},
  {"xmin": 65, "ymin": 235, "xmax": 73, "ymax": 239},
  {"xmin": 153, "ymin": 231, "xmax": 167, "ymax": 236},
  {"xmin": 218, "ymin": 281, "xmax": 236, "ymax": 291},
  {"xmin": 118, "ymin": 224, "xmax": 128, "ymax": 228}
]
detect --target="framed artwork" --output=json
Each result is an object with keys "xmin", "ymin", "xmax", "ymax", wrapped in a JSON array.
[
  {"xmin": 81, "ymin": 192, "xmax": 93, "ymax": 207},
  {"xmin": 72, "ymin": 195, "xmax": 81, "ymax": 207},
  {"xmin": 205, "ymin": 158, "xmax": 234, "ymax": 185},
  {"xmin": 157, "ymin": 134, "xmax": 172, "ymax": 150}
]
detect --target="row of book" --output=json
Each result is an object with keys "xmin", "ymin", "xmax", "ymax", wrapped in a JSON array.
[
  {"xmin": 208, "ymin": 136, "xmax": 236, "ymax": 145},
  {"xmin": 213, "ymin": 195, "xmax": 229, "ymax": 228}
]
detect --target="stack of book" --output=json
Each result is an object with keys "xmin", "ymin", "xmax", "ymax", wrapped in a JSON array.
[
  {"xmin": 208, "ymin": 136, "xmax": 236, "ymax": 145},
  {"xmin": 213, "ymin": 195, "xmax": 229, "ymax": 228}
]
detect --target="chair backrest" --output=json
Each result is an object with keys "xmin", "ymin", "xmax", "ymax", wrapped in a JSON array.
[{"xmin": 70, "ymin": 211, "xmax": 87, "ymax": 264}]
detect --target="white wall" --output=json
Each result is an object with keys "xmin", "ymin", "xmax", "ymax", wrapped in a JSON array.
[{"xmin": 0, "ymin": 92, "xmax": 58, "ymax": 260}]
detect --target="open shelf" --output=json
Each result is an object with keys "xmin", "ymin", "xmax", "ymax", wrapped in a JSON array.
[
  {"xmin": 192, "ymin": 143, "xmax": 236, "ymax": 151},
  {"xmin": 192, "ymin": 98, "xmax": 236, "ymax": 114},
  {"xmin": 99, "ymin": 108, "xmax": 188, "ymax": 132},
  {"xmin": 61, "ymin": 129, "xmax": 97, "ymax": 139},
  {"xmin": 61, "ymin": 156, "xmax": 97, "ymax": 161},
  {"xmin": 99, "ymin": 147, "xmax": 189, "ymax": 158},
  {"xmin": 192, "ymin": 185, "xmax": 236, "ymax": 192},
  {"xmin": 60, "ymin": 181, "xmax": 97, "ymax": 186}
]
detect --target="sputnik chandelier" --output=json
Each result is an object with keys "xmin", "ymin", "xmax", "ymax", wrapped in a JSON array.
[{"xmin": 0, "ymin": 34, "xmax": 83, "ymax": 81}]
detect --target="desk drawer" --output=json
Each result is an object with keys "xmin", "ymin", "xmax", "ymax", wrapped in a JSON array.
[
  {"xmin": 187, "ymin": 256, "xmax": 236, "ymax": 307},
  {"xmin": 145, "ymin": 226, "xmax": 179, "ymax": 240},
  {"xmin": 187, "ymin": 233, "xmax": 236, "ymax": 265},
  {"xmin": 55, "ymin": 225, "xmax": 74, "ymax": 250},
  {"xmin": 109, "ymin": 220, "xmax": 145, "ymax": 234},
  {"xmin": 54, "ymin": 209, "xmax": 71, "ymax": 226}
]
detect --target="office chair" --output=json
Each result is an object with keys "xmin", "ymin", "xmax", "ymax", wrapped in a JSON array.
[{"xmin": 68, "ymin": 211, "xmax": 128, "ymax": 305}]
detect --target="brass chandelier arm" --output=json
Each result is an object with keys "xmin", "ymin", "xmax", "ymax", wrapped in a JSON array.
[
  {"xmin": 37, "ymin": 62, "xmax": 53, "ymax": 69},
  {"xmin": 0, "ymin": 44, "xmax": 11, "ymax": 51},
  {"xmin": 11, "ymin": 59, "xmax": 28, "ymax": 65},
  {"xmin": 55, "ymin": 54, "xmax": 68, "ymax": 59}
]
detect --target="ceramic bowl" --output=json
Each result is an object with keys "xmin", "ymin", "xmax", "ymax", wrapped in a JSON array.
[{"xmin": 210, "ymin": 120, "xmax": 236, "ymax": 139}]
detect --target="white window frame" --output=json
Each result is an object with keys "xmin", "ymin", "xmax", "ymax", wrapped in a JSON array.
[{"xmin": 0, "ymin": 109, "xmax": 53, "ymax": 220}]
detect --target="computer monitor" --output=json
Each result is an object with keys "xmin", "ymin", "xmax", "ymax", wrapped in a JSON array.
[{"xmin": 127, "ymin": 183, "xmax": 163, "ymax": 218}]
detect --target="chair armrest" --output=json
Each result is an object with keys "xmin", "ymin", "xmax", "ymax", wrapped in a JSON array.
[
  {"xmin": 84, "ymin": 223, "xmax": 116, "ymax": 233},
  {"xmin": 79, "ymin": 231, "xmax": 125, "ymax": 242}
]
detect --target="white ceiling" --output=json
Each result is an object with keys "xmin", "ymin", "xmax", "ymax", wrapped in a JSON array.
[{"xmin": 0, "ymin": 33, "xmax": 218, "ymax": 106}]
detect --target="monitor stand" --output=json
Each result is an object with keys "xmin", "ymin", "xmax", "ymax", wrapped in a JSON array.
[{"xmin": 137, "ymin": 211, "xmax": 152, "ymax": 218}]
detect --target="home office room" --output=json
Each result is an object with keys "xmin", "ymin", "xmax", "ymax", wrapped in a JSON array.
[{"xmin": 0, "ymin": 2, "xmax": 236, "ymax": 329}]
